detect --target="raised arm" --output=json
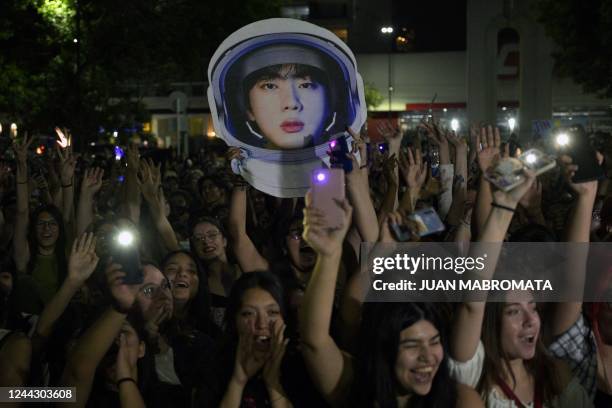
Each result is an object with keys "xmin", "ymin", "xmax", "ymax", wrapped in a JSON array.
[
  {"xmin": 398, "ymin": 146, "xmax": 428, "ymax": 213},
  {"xmin": 451, "ymin": 171, "xmax": 535, "ymax": 362},
  {"xmin": 552, "ymin": 156, "xmax": 598, "ymax": 336},
  {"xmin": 122, "ymin": 144, "xmax": 141, "ymax": 224},
  {"xmin": 12, "ymin": 135, "xmax": 34, "ymax": 272},
  {"xmin": 345, "ymin": 131, "xmax": 379, "ymax": 243},
  {"xmin": 419, "ymin": 119, "xmax": 453, "ymax": 218},
  {"xmin": 76, "ymin": 168, "xmax": 104, "ymax": 236},
  {"xmin": 35, "ymin": 233, "xmax": 98, "ymax": 340},
  {"xmin": 473, "ymin": 126, "xmax": 503, "ymax": 237},
  {"xmin": 299, "ymin": 192, "xmax": 354, "ymax": 406},
  {"xmin": 139, "ymin": 159, "xmax": 179, "ymax": 254},
  {"xmin": 60, "ymin": 261, "xmax": 140, "ymax": 408},
  {"xmin": 55, "ymin": 130, "xmax": 76, "ymax": 224}
]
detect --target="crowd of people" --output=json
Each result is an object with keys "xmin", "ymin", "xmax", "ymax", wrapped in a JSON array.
[{"xmin": 0, "ymin": 119, "xmax": 611, "ymax": 408}]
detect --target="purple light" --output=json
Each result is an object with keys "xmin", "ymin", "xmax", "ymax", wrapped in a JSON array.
[
  {"xmin": 316, "ymin": 172, "xmax": 326, "ymax": 182},
  {"xmin": 330, "ymin": 140, "xmax": 337, "ymax": 149}
]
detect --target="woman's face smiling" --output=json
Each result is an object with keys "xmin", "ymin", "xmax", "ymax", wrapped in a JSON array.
[
  {"xmin": 247, "ymin": 68, "xmax": 327, "ymax": 149},
  {"xmin": 163, "ymin": 252, "xmax": 199, "ymax": 304},
  {"xmin": 394, "ymin": 319, "xmax": 443, "ymax": 396}
]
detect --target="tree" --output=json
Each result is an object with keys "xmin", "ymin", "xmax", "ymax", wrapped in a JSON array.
[
  {"xmin": 0, "ymin": 0, "xmax": 282, "ymax": 146},
  {"xmin": 364, "ymin": 83, "xmax": 384, "ymax": 111},
  {"xmin": 535, "ymin": 0, "xmax": 612, "ymax": 97}
]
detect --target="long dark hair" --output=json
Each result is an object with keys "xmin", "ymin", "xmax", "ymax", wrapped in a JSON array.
[
  {"xmin": 27, "ymin": 205, "xmax": 67, "ymax": 282},
  {"xmin": 160, "ymin": 249, "xmax": 215, "ymax": 336},
  {"xmin": 479, "ymin": 302, "xmax": 564, "ymax": 405},
  {"xmin": 202, "ymin": 272, "xmax": 287, "ymax": 406},
  {"xmin": 351, "ymin": 302, "xmax": 457, "ymax": 408}
]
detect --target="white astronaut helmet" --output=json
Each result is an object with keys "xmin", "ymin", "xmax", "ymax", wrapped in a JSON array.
[{"xmin": 207, "ymin": 18, "xmax": 366, "ymax": 198}]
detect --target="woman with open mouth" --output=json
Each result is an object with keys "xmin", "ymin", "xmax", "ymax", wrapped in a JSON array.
[
  {"xmin": 449, "ymin": 148, "xmax": 593, "ymax": 407},
  {"xmin": 197, "ymin": 271, "xmax": 325, "ymax": 407},
  {"xmin": 299, "ymin": 193, "xmax": 483, "ymax": 407}
]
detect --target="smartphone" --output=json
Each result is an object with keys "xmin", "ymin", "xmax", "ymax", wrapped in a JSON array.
[
  {"xmin": 329, "ymin": 135, "xmax": 353, "ymax": 173},
  {"xmin": 310, "ymin": 168, "xmax": 345, "ymax": 230},
  {"xmin": 391, "ymin": 222, "xmax": 414, "ymax": 242},
  {"xmin": 555, "ymin": 130, "xmax": 604, "ymax": 183},
  {"xmin": 409, "ymin": 207, "xmax": 446, "ymax": 237},
  {"xmin": 111, "ymin": 230, "xmax": 143, "ymax": 284},
  {"xmin": 484, "ymin": 149, "xmax": 555, "ymax": 192}
]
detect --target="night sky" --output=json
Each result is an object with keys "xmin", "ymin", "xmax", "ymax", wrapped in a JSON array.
[{"xmin": 393, "ymin": 0, "xmax": 467, "ymax": 52}]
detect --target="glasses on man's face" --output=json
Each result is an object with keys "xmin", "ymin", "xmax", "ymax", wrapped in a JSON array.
[
  {"xmin": 139, "ymin": 279, "xmax": 171, "ymax": 299},
  {"xmin": 192, "ymin": 231, "xmax": 220, "ymax": 242},
  {"xmin": 36, "ymin": 220, "xmax": 59, "ymax": 230},
  {"xmin": 288, "ymin": 229, "xmax": 303, "ymax": 240}
]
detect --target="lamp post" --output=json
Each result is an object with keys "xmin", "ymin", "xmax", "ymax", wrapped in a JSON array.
[{"xmin": 380, "ymin": 26, "xmax": 394, "ymax": 117}]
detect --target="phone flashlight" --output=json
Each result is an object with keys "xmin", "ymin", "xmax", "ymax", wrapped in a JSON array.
[
  {"xmin": 112, "ymin": 229, "xmax": 142, "ymax": 284},
  {"xmin": 315, "ymin": 171, "xmax": 327, "ymax": 183},
  {"xmin": 116, "ymin": 230, "xmax": 134, "ymax": 246},
  {"xmin": 525, "ymin": 153, "xmax": 537, "ymax": 165},
  {"xmin": 378, "ymin": 143, "xmax": 389, "ymax": 154},
  {"xmin": 117, "ymin": 175, "xmax": 125, "ymax": 183},
  {"xmin": 555, "ymin": 133, "xmax": 570, "ymax": 147}
]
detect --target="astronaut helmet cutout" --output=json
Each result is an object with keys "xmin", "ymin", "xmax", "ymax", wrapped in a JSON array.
[{"xmin": 208, "ymin": 18, "xmax": 366, "ymax": 198}]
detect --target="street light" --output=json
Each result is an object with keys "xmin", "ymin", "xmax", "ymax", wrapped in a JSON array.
[
  {"xmin": 380, "ymin": 25, "xmax": 394, "ymax": 117},
  {"xmin": 508, "ymin": 117, "xmax": 516, "ymax": 132}
]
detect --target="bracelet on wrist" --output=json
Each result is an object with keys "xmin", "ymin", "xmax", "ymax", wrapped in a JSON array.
[
  {"xmin": 491, "ymin": 202, "xmax": 516, "ymax": 213},
  {"xmin": 116, "ymin": 377, "xmax": 137, "ymax": 387}
]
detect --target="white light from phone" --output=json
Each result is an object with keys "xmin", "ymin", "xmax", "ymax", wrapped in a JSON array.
[
  {"xmin": 113, "ymin": 131, "xmax": 118, "ymax": 138},
  {"xmin": 316, "ymin": 172, "xmax": 326, "ymax": 182},
  {"xmin": 525, "ymin": 153, "xmax": 537, "ymax": 164},
  {"xmin": 508, "ymin": 117, "xmax": 516, "ymax": 132},
  {"xmin": 556, "ymin": 133, "xmax": 570, "ymax": 147},
  {"xmin": 450, "ymin": 118, "xmax": 459, "ymax": 132},
  {"xmin": 117, "ymin": 231, "xmax": 134, "ymax": 247}
]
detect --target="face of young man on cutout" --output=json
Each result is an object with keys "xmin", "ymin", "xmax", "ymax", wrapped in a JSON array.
[{"xmin": 247, "ymin": 70, "xmax": 328, "ymax": 149}]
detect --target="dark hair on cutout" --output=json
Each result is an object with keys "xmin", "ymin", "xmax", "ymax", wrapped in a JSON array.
[
  {"xmin": 351, "ymin": 302, "xmax": 458, "ymax": 408},
  {"xmin": 27, "ymin": 205, "xmax": 68, "ymax": 281}
]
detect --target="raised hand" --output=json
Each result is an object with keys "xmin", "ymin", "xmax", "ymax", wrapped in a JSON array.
[
  {"xmin": 558, "ymin": 155, "xmax": 599, "ymax": 197},
  {"xmin": 302, "ymin": 192, "xmax": 353, "ymax": 257},
  {"xmin": 81, "ymin": 167, "xmax": 104, "ymax": 197},
  {"xmin": 475, "ymin": 125, "xmax": 504, "ymax": 173},
  {"xmin": 68, "ymin": 232, "xmax": 99, "ymax": 285},
  {"xmin": 54, "ymin": 127, "xmax": 69, "ymax": 149},
  {"xmin": 262, "ymin": 320, "xmax": 289, "ymax": 390},
  {"xmin": 233, "ymin": 331, "xmax": 267, "ymax": 386},
  {"xmin": 446, "ymin": 129, "xmax": 468, "ymax": 154},
  {"xmin": 12, "ymin": 133, "xmax": 34, "ymax": 167},
  {"xmin": 382, "ymin": 153, "xmax": 398, "ymax": 187},
  {"xmin": 398, "ymin": 147, "xmax": 428, "ymax": 191},
  {"xmin": 56, "ymin": 144, "xmax": 76, "ymax": 186},
  {"xmin": 126, "ymin": 143, "xmax": 140, "ymax": 171},
  {"xmin": 418, "ymin": 118, "xmax": 450, "ymax": 164},
  {"xmin": 491, "ymin": 169, "xmax": 537, "ymax": 209},
  {"xmin": 138, "ymin": 159, "xmax": 162, "ymax": 204},
  {"xmin": 116, "ymin": 332, "xmax": 140, "ymax": 381},
  {"xmin": 377, "ymin": 120, "xmax": 402, "ymax": 152}
]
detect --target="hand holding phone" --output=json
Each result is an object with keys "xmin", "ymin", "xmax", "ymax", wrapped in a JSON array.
[
  {"xmin": 310, "ymin": 168, "xmax": 345, "ymax": 230},
  {"xmin": 484, "ymin": 148, "xmax": 555, "ymax": 192},
  {"xmin": 553, "ymin": 129, "xmax": 604, "ymax": 183}
]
